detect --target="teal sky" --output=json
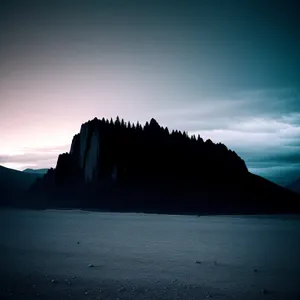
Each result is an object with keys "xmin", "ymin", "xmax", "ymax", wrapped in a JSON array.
[{"xmin": 0, "ymin": 0, "xmax": 299, "ymax": 185}]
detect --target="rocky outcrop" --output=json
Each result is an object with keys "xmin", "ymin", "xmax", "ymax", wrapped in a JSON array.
[
  {"xmin": 79, "ymin": 122, "xmax": 91, "ymax": 169},
  {"xmin": 69, "ymin": 133, "xmax": 80, "ymax": 159},
  {"xmin": 37, "ymin": 117, "xmax": 250, "ymax": 186},
  {"xmin": 84, "ymin": 130, "xmax": 100, "ymax": 182},
  {"xmin": 28, "ymin": 117, "xmax": 300, "ymax": 214},
  {"xmin": 68, "ymin": 120, "xmax": 101, "ymax": 183}
]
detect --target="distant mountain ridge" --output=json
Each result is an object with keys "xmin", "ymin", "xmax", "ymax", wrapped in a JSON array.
[
  {"xmin": 0, "ymin": 165, "xmax": 44, "ymax": 206},
  {"xmin": 23, "ymin": 168, "xmax": 49, "ymax": 175},
  {"xmin": 28, "ymin": 117, "xmax": 300, "ymax": 214}
]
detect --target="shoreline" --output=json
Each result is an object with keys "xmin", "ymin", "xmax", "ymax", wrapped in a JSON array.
[{"xmin": 2, "ymin": 205, "xmax": 300, "ymax": 218}]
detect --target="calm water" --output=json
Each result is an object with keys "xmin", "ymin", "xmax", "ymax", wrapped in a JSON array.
[{"xmin": 0, "ymin": 209, "xmax": 300, "ymax": 299}]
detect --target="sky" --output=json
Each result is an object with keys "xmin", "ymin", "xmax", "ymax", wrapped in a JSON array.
[{"xmin": 0, "ymin": 0, "xmax": 299, "ymax": 186}]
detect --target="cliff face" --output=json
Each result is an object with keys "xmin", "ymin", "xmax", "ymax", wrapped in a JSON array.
[{"xmin": 70, "ymin": 121, "xmax": 101, "ymax": 183}]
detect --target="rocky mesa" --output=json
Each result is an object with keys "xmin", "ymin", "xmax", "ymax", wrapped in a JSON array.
[{"xmin": 28, "ymin": 117, "xmax": 299, "ymax": 214}]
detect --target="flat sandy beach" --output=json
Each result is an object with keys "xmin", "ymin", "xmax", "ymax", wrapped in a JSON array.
[{"xmin": 1, "ymin": 209, "xmax": 300, "ymax": 299}]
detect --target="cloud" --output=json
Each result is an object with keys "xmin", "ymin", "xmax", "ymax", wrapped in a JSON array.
[
  {"xmin": 195, "ymin": 116, "xmax": 300, "ymax": 185},
  {"xmin": 247, "ymin": 152, "xmax": 300, "ymax": 165},
  {"xmin": 232, "ymin": 88, "xmax": 300, "ymax": 117},
  {"xmin": 0, "ymin": 153, "xmax": 57, "ymax": 164},
  {"xmin": 192, "ymin": 116, "xmax": 300, "ymax": 158},
  {"xmin": 0, "ymin": 144, "xmax": 69, "ymax": 170},
  {"xmin": 168, "ymin": 88, "xmax": 300, "ymax": 185},
  {"xmin": 249, "ymin": 163, "xmax": 300, "ymax": 186},
  {"xmin": 155, "ymin": 87, "xmax": 299, "ymax": 129}
]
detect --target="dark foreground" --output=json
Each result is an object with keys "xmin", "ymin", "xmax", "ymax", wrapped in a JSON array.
[{"xmin": 1, "ymin": 209, "xmax": 300, "ymax": 299}]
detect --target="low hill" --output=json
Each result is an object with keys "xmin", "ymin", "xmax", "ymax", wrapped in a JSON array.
[
  {"xmin": 0, "ymin": 165, "xmax": 43, "ymax": 206},
  {"xmin": 23, "ymin": 168, "xmax": 49, "ymax": 175}
]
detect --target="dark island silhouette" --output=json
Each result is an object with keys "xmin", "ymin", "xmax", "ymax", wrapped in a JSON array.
[{"xmin": 18, "ymin": 116, "xmax": 299, "ymax": 214}]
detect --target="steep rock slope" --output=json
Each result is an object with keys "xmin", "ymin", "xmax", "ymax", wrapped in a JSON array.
[{"xmin": 286, "ymin": 178, "xmax": 300, "ymax": 194}]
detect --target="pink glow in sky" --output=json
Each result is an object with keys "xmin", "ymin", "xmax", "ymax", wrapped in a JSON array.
[{"xmin": 0, "ymin": 0, "xmax": 300, "ymax": 186}]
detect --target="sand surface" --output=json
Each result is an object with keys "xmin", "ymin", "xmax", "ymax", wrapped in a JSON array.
[{"xmin": 1, "ymin": 209, "xmax": 300, "ymax": 299}]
